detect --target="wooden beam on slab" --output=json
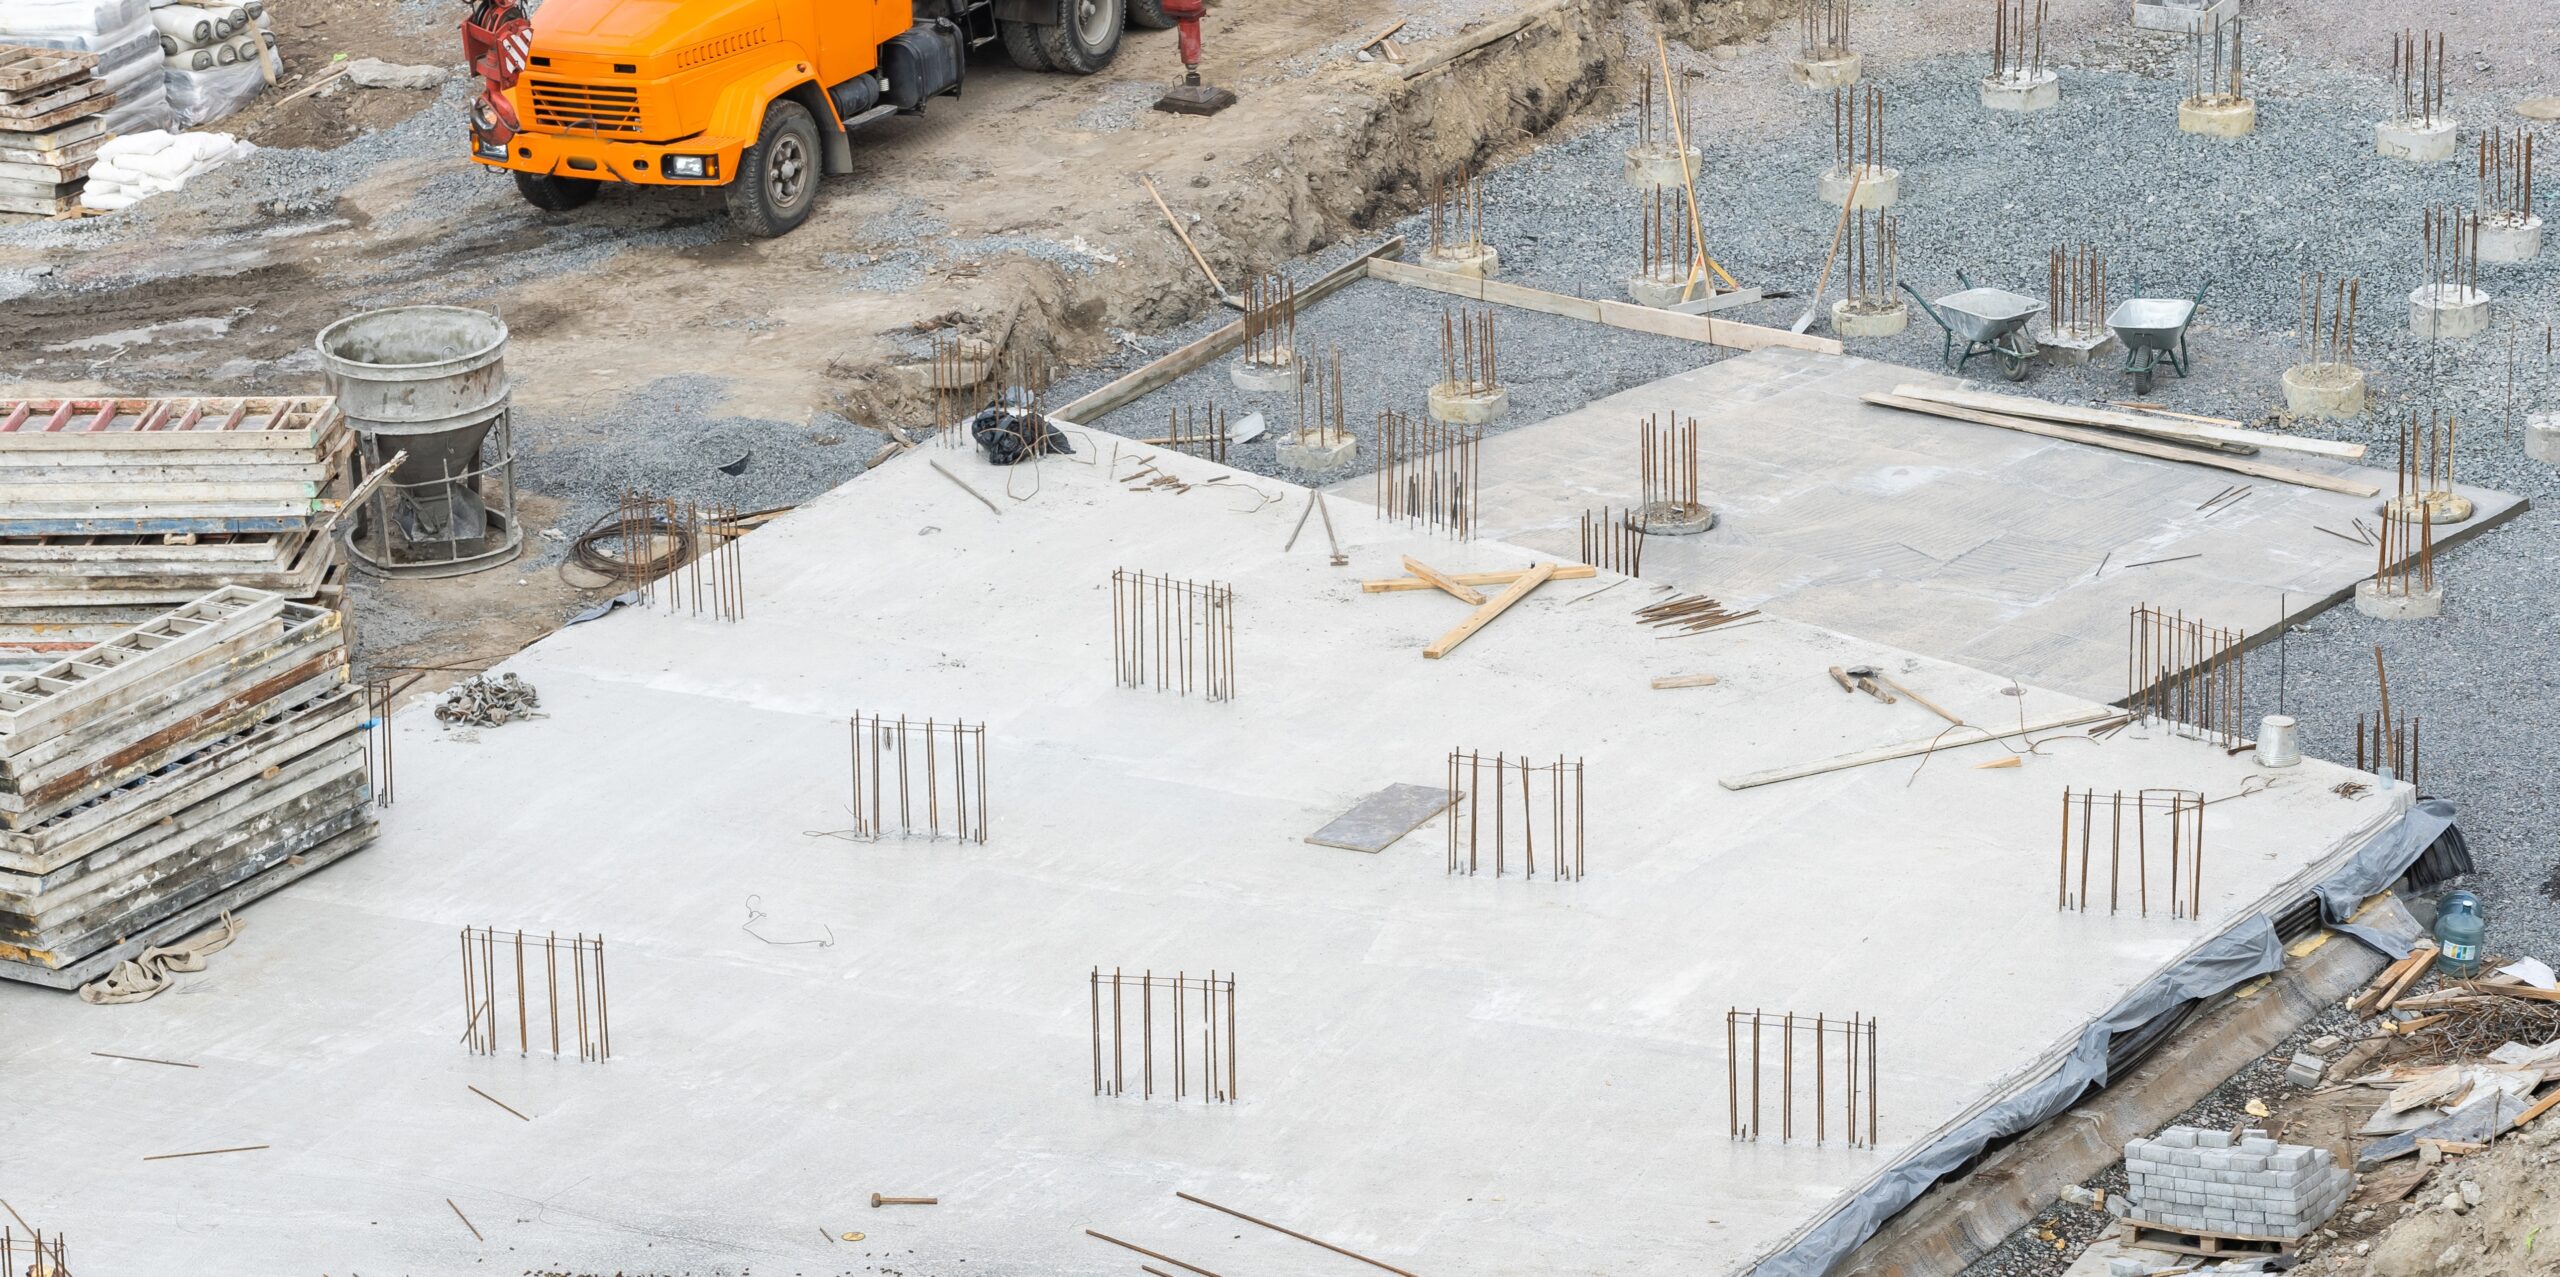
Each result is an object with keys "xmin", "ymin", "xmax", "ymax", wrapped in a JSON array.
[
  {"xmin": 1650, "ymin": 673, "xmax": 1720, "ymax": 689},
  {"xmin": 1718, "ymin": 709, "xmax": 2119, "ymax": 790},
  {"xmin": 1361, "ymin": 563, "xmax": 1597, "ymax": 593},
  {"xmin": 1424, "ymin": 562, "xmax": 1557, "ymax": 659},
  {"xmin": 1886, "ymin": 384, "xmax": 2367, "ymax": 460},
  {"xmin": 1860, "ymin": 393, "xmax": 2381, "ymax": 499},
  {"xmin": 1399, "ymin": 555, "xmax": 1486, "ymax": 605},
  {"xmin": 1366, "ymin": 256, "xmax": 1843, "ymax": 356},
  {"xmin": 1051, "ymin": 237, "xmax": 1404, "ymax": 426}
]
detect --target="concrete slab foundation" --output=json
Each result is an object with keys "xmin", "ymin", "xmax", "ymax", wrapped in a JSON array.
[
  {"xmin": 2282, "ymin": 363, "xmax": 2367, "ymax": 420},
  {"xmin": 2377, "ymin": 117, "xmax": 2458, "ymax": 162},
  {"xmin": 1790, "ymin": 52, "xmax": 1861, "ymax": 88},
  {"xmin": 2178, "ymin": 97, "xmax": 2256, "ymax": 136},
  {"xmin": 2408, "ymin": 283, "xmax": 2489, "ymax": 339},
  {"xmin": 1981, "ymin": 71, "xmax": 2060, "ymax": 112},
  {"xmin": 2477, "ymin": 213, "xmax": 2543, "ymax": 263},
  {"xmin": 1820, "ymin": 163, "xmax": 1899, "ymax": 209}
]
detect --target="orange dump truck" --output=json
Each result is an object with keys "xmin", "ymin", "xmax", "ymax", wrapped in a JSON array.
[{"xmin": 463, "ymin": 0, "xmax": 1165, "ymax": 236}]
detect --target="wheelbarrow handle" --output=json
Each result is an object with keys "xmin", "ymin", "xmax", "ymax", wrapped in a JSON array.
[
  {"xmin": 1900, "ymin": 281, "xmax": 1949, "ymax": 331},
  {"xmin": 1955, "ymin": 269, "xmax": 1976, "ymax": 290},
  {"xmin": 2188, "ymin": 277, "xmax": 2211, "ymax": 313}
]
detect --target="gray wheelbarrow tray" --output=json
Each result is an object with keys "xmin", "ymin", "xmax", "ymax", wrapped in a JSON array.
[
  {"xmin": 2105, "ymin": 279, "xmax": 2211, "ymax": 393},
  {"xmin": 1902, "ymin": 271, "xmax": 2048, "ymax": 382}
]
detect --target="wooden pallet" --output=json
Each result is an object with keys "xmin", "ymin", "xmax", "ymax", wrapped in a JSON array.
[
  {"xmin": 0, "ymin": 45, "xmax": 97, "ymax": 95},
  {"xmin": 0, "ymin": 397, "xmax": 342, "ymax": 450},
  {"xmin": 2118, "ymin": 1220, "xmax": 2293, "ymax": 1259},
  {"xmin": 0, "ymin": 85, "xmax": 110, "ymax": 132}
]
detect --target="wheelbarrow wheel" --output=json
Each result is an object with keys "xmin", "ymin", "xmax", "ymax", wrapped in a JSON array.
[
  {"xmin": 2133, "ymin": 366, "xmax": 2154, "ymax": 394},
  {"xmin": 2002, "ymin": 352, "xmax": 2031, "ymax": 382}
]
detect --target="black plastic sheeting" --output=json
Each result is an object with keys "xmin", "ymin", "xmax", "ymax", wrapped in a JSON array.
[{"xmin": 1747, "ymin": 797, "xmax": 2462, "ymax": 1277}]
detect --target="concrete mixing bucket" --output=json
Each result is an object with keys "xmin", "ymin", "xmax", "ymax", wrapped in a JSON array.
[{"xmin": 313, "ymin": 305, "xmax": 511, "ymax": 434}]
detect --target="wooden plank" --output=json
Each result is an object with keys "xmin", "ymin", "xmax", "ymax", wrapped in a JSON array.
[
  {"xmin": 1399, "ymin": 0, "xmax": 1568, "ymax": 80},
  {"xmin": 1650, "ymin": 673, "xmax": 1720, "ymax": 689},
  {"xmin": 1860, "ymin": 393, "xmax": 2382, "ymax": 498},
  {"xmin": 1887, "ymin": 384, "xmax": 2366, "ymax": 459},
  {"xmin": 2515, "ymin": 1085, "xmax": 2560, "ymax": 1130},
  {"xmin": 1362, "ymin": 564, "xmax": 1597, "ymax": 593},
  {"xmin": 0, "ymin": 46, "xmax": 99, "ymax": 94},
  {"xmin": 1400, "ymin": 555, "xmax": 1485, "ymax": 604},
  {"xmin": 1367, "ymin": 257, "xmax": 1844, "ymax": 356},
  {"xmin": 1051, "ymin": 236, "xmax": 1404, "ymax": 425},
  {"xmin": 0, "ymin": 86, "xmax": 109, "ymax": 132},
  {"xmin": 1423, "ymin": 562, "xmax": 1557, "ymax": 659},
  {"xmin": 1718, "ymin": 709, "xmax": 2119, "ymax": 790}
]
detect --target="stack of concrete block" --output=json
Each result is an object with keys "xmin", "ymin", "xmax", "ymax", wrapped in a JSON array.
[{"xmin": 2122, "ymin": 1125, "xmax": 2353, "ymax": 1239}]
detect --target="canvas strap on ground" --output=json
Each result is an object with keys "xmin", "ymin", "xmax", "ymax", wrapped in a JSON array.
[{"xmin": 77, "ymin": 909, "xmax": 241, "ymax": 1004}]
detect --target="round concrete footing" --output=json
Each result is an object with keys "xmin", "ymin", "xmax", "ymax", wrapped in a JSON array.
[
  {"xmin": 1789, "ymin": 52, "xmax": 1861, "ymax": 88},
  {"xmin": 1230, "ymin": 354, "xmax": 1300, "ymax": 393},
  {"xmin": 1277, "ymin": 431, "xmax": 1357, "ymax": 472},
  {"xmin": 1623, "ymin": 145, "xmax": 1701, "ymax": 190},
  {"xmin": 2354, "ymin": 579, "xmax": 2444, "ymax": 620},
  {"xmin": 2526, "ymin": 414, "xmax": 2560, "ymax": 464},
  {"xmin": 2178, "ymin": 97, "xmax": 2256, "ymax": 136},
  {"xmin": 1980, "ymin": 71, "xmax": 2059, "ymax": 112},
  {"xmin": 1831, "ymin": 298, "xmax": 1908, "ymax": 337},
  {"xmin": 1427, "ymin": 382, "xmax": 1508, "ymax": 425},
  {"xmin": 1628, "ymin": 275, "xmax": 1701, "ymax": 308},
  {"xmin": 2376, "ymin": 116, "xmax": 2457, "ymax": 162},
  {"xmin": 2387, "ymin": 491, "xmax": 2475, "ymax": 525},
  {"xmin": 1417, "ymin": 244, "xmax": 1500, "ymax": 278},
  {"xmin": 2408, "ymin": 284, "xmax": 2489, "ymax": 339},
  {"xmin": 1634, "ymin": 501, "xmax": 1715, "ymax": 535},
  {"xmin": 1818, "ymin": 163, "xmax": 1898, "ymax": 209},
  {"xmin": 2478, "ymin": 214, "xmax": 2544, "ymax": 263},
  {"xmin": 2281, "ymin": 363, "xmax": 2366, "ymax": 420}
]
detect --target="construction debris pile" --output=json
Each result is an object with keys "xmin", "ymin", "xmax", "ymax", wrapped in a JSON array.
[
  {"xmin": 2321, "ymin": 948, "xmax": 2560, "ymax": 1170},
  {"xmin": 0, "ymin": 396, "xmax": 354, "ymax": 666},
  {"xmin": 433, "ymin": 672, "xmax": 541, "ymax": 728},
  {"xmin": 0, "ymin": 43, "xmax": 113, "ymax": 215},
  {"xmin": 0, "ymin": 587, "xmax": 376, "ymax": 989}
]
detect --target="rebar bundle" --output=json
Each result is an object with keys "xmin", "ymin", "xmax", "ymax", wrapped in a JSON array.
[
  {"xmin": 2048, "ymin": 244, "xmax": 2108, "ymax": 339},
  {"xmin": 2185, "ymin": 14, "xmax": 2244, "ymax": 105},
  {"xmin": 2372, "ymin": 501, "xmax": 2436, "ymax": 598},
  {"xmin": 1833, "ymin": 85, "xmax": 1885, "ymax": 177},
  {"xmin": 1847, "ymin": 210, "xmax": 1899, "ymax": 309},
  {"xmin": 1634, "ymin": 593, "xmax": 1758, "ymax": 634},
  {"xmin": 1240, "ymin": 273, "xmax": 1296, "ymax": 369},
  {"xmin": 930, "ymin": 331, "xmax": 993, "ymax": 448},
  {"xmin": 2356, "ymin": 646, "xmax": 2420, "ymax": 786},
  {"xmin": 1373, "ymin": 410, "xmax": 1481, "ymax": 538},
  {"xmin": 1727, "ymin": 1009, "xmax": 1878, "ymax": 1147},
  {"xmin": 1090, "ymin": 967, "xmax": 1236, "ymax": 1103},
  {"xmin": 1294, "ymin": 345, "xmax": 1349, "ymax": 445},
  {"xmin": 1637, "ymin": 184, "xmax": 1697, "ymax": 283},
  {"xmin": 2124, "ymin": 605, "xmax": 2247, "ymax": 747},
  {"xmin": 1165, "ymin": 404, "xmax": 1229, "ymax": 463},
  {"xmin": 2298, "ymin": 271, "xmax": 2362, "ymax": 368},
  {"xmin": 2056, "ymin": 788, "xmax": 2210, "ymax": 920},
  {"xmin": 1635, "ymin": 63, "xmax": 1695, "ymax": 153},
  {"xmin": 1640, "ymin": 410, "xmax": 1701, "ymax": 513},
  {"xmin": 846, "ymin": 713, "xmax": 989, "ymax": 843},
  {"xmin": 2396, "ymin": 409, "xmax": 2461, "ymax": 510},
  {"xmin": 1990, "ymin": 0, "xmax": 2047, "ymax": 82},
  {"xmin": 1581, "ymin": 507, "xmax": 1645, "ymax": 577},
  {"xmin": 2391, "ymin": 29, "xmax": 2446, "ymax": 127},
  {"xmin": 1429, "ymin": 163, "xmax": 1485, "ymax": 256},
  {"xmin": 2477, "ymin": 128, "xmax": 2538, "ymax": 225},
  {"xmin": 1439, "ymin": 307, "xmax": 1498, "ymax": 395},
  {"xmin": 460, "ymin": 926, "xmax": 610, "ymax": 1062},
  {"xmin": 1110, "ymin": 569, "xmax": 1237, "ymax": 701},
  {"xmin": 1443, "ymin": 749, "xmax": 1585, "ymax": 881},
  {"xmin": 1798, "ymin": 0, "xmax": 1849, "ymax": 60},
  {"xmin": 2421, "ymin": 205, "xmax": 2480, "ymax": 301}
]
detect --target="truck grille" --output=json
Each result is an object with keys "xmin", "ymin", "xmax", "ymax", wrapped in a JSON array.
[{"xmin": 527, "ymin": 79, "xmax": 644, "ymax": 134}]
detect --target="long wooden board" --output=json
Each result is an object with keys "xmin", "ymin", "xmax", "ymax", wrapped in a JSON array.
[
  {"xmin": 1367, "ymin": 256, "xmax": 1845, "ymax": 356},
  {"xmin": 1718, "ymin": 709, "xmax": 2120, "ymax": 790},
  {"xmin": 1860, "ymin": 393, "xmax": 2381, "ymax": 498},
  {"xmin": 1887, "ymin": 384, "xmax": 2366, "ymax": 460},
  {"xmin": 1362, "ymin": 564, "xmax": 1599, "ymax": 593},
  {"xmin": 1424, "ymin": 561, "xmax": 1557, "ymax": 659}
]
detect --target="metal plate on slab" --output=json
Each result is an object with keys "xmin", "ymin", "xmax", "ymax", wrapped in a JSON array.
[{"xmin": 1303, "ymin": 782, "xmax": 1452, "ymax": 853}]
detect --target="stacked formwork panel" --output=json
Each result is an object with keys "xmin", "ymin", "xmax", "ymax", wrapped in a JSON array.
[{"xmin": 0, "ymin": 588, "xmax": 375, "ymax": 988}]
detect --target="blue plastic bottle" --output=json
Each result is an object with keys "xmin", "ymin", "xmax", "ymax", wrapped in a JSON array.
[{"xmin": 2433, "ymin": 891, "xmax": 2484, "ymax": 978}]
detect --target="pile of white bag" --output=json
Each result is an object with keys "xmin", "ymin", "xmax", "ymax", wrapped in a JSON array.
[
  {"xmin": 0, "ymin": 0, "xmax": 173, "ymax": 135},
  {"xmin": 151, "ymin": 0, "xmax": 280, "ymax": 127},
  {"xmin": 81, "ymin": 126, "xmax": 252, "ymax": 209}
]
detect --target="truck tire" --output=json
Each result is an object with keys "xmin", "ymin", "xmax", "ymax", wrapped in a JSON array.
[
  {"xmin": 998, "ymin": 18, "xmax": 1052, "ymax": 70},
  {"xmin": 1126, "ymin": 0, "xmax": 1175, "ymax": 31},
  {"xmin": 514, "ymin": 170, "xmax": 599, "ymax": 212},
  {"xmin": 727, "ymin": 99, "xmax": 821, "ymax": 238},
  {"xmin": 1034, "ymin": 0, "xmax": 1121, "ymax": 74}
]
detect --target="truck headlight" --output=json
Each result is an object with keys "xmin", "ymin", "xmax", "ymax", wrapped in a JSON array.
[{"xmin": 666, "ymin": 154, "xmax": 714, "ymax": 180}]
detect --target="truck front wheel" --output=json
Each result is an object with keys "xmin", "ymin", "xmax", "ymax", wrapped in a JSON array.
[
  {"xmin": 998, "ymin": 19, "xmax": 1052, "ymax": 70},
  {"xmin": 727, "ymin": 100, "xmax": 821, "ymax": 238},
  {"xmin": 1035, "ymin": 0, "xmax": 1121, "ymax": 74},
  {"xmin": 514, "ymin": 170, "xmax": 599, "ymax": 212}
]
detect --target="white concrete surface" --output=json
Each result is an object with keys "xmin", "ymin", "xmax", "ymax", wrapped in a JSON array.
[
  {"xmin": 1, "ymin": 438, "xmax": 2419, "ymax": 1276},
  {"xmin": 1442, "ymin": 348, "xmax": 2522, "ymax": 705}
]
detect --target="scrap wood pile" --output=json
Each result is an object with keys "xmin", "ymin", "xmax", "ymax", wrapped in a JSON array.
[
  {"xmin": 0, "ymin": 396, "xmax": 356, "ymax": 665},
  {"xmin": 2315, "ymin": 946, "xmax": 2560, "ymax": 1173},
  {"xmin": 0, "ymin": 587, "xmax": 376, "ymax": 990},
  {"xmin": 0, "ymin": 43, "xmax": 111, "ymax": 215}
]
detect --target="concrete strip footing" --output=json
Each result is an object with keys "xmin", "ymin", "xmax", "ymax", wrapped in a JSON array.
[
  {"xmin": 2132, "ymin": 0, "xmax": 2233, "ymax": 33},
  {"xmin": 2478, "ymin": 214, "xmax": 2543, "ymax": 262},
  {"xmin": 1417, "ymin": 244, "xmax": 1500, "ymax": 278},
  {"xmin": 2354, "ymin": 579, "xmax": 2444, "ymax": 620},
  {"xmin": 1831, "ymin": 299, "xmax": 1909, "ymax": 338},
  {"xmin": 1819, "ymin": 163, "xmax": 1899, "ymax": 209},
  {"xmin": 1790, "ymin": 52, "xmax": 1861, "ymax": 88},
  {"xmin": 1623, "ymin": 145, "xmax": 1700, "ymax": 190},
  {"xmin": 2282, "ymin": 363, "xmax": 2366, "ymax": 419},
  {"xmin": 1981, "ymin": 71, "xmax": 2059, "ymax": 112},
  {"xmin": 1275, "ymin": 430, "xmax": 1357, "ymax": 472},
  {"xmin": 2408, "ymin": 284, "xmax": 2489, "ymax": 339},
  {"xmin": 1427, "ymin": 382, "xmax": 1508, "ymax": 424},
  {"xmin": 2178, "ymin": 97, "xmax": 2256, "ymax": 136},
  {"xmin": 1230, "ymin": 355, "xmax": 1300, "ymax": 393},
  {"xmin": 2377, "ymin": 117, "xmax": 2457, "ymax": 162},
  {"xmin": 2527, "ymin": 414, "xmax": 2560, "ymax": 464},
  {"xmin": 2039, "ymin": 325, "xmax": 2114, "ymax": 366}
]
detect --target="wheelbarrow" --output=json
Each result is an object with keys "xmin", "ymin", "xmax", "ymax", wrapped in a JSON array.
[
  {"xmin": 2105, "ymin": 280, "xmax": 2210, "ymax": 394},
  {"xmin": 1902, "ymin": 272, "xmax": 2047, "ymax": 382}
]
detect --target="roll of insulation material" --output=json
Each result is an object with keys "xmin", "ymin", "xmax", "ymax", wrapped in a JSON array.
[
  {"xmin": 168, "ymin": 45, "xmax": 212, "ymax": 68},
  {"xmin": 2254, "ymin": 716, "xmax": 2301, "ymax": 768},
  {"xmin": 147, "ymin": 5, "xmax": 213, "ymax": 43}
]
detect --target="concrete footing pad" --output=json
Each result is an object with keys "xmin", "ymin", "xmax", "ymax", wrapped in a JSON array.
[
  {"xmin": 1275, "ymin": 430, "xmax": 1357, "ymax": 471},
  {"xmin": 1417, "ymin": 244, "xmax": 1500, "ymax": 278},
  {"xmin": 2389, "ymin": 490, "xmax": 2476, "ymax": 525},
  {"xmin": 1230, "ymin": 354, "xmax": 1300, "ymax": 393},
  {"xmin": 2408, "ymin": 283, "xmax": 2489, "ymax": 339},
  {"xmin": 1622, "ymin": 145, "xmax": 1700, "ymax": 190},
  {"xmin": 1634, "ymin": 501, "xmax": 1715, "ymax": 535},
  {"xmin": 2038, "ymin": 325, "xmax": 2114, "ymax": 366},
  {"xmin": 1427, "ymin": 381, "xmax": 1508, "ymax": 424},
  {"xmin": 2527, "ymin": 414, "xmax": 2560, "ymax": 464},
  {"xmin": 1980, "ymin": 71, "xmax": 2059, "ymax": 112},
  {"xmin": 2478, "ymin": 213, "xmax": 2543, "ymax": 262},
  {"xmin": 1789, "ymin": 52, "xmax": 1861, "ymax": 88},
  {"xmin": 2355, "ymin": 579, "xmax": 2444, "ymax": 620},
  {"xmin": 2178, "ymin": 97, "xmax": 2256, "ymax": 136},
  {"xmin": 1819, "ymin": 163, "xmax": 1898, "ymax": 209},
  {"xmin": 2282, "ymin": 363, "xmax": 2367, "ymax": 420},
  {"xmin": 2377, "ymin": 116, "xmax": 2457, "ymax": 162},
  {"xmin": 1831, "ymin": 298, "xmax": 1908, "ymax": 337}
]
